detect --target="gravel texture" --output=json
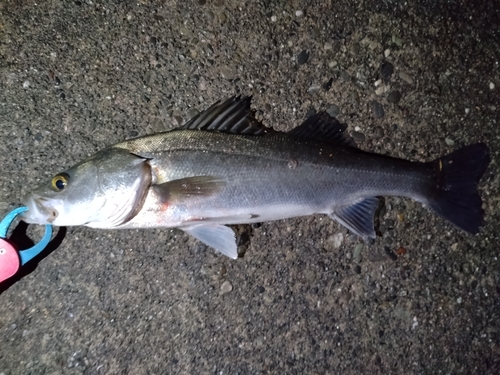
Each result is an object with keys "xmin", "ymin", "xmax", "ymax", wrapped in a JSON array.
[{"xmin": 1, "ymin": 1, "xmax": 499, "ymax": 374}]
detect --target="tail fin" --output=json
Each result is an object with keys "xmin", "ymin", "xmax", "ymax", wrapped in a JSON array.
[{"xmin": 427, "ymin": 143, "xmax": 490, "ymax": 234}]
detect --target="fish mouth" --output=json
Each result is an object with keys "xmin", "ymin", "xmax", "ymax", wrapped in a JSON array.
[{"xmin": 22, "ymin": 194, "xmax": 59, "ymax": 225}]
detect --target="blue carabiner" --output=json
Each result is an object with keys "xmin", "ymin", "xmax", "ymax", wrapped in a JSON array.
[{"xmin": 0, "ymin": 207, "xmax": 52, "ymax": 265}]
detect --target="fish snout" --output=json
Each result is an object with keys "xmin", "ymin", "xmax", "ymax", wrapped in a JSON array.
[{"xmin": 22, "ymin": 194, "xmax": 59, "ymax": 224}]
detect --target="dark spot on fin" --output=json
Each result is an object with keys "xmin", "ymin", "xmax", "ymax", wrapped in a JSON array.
[
  {"xmin": 181, "ymin": 224, "xmax": 237, "ymax": 259},
  {"xmin": 288, "ymin": 112, "xmax": 356, "ymax": 147},
  {"xmin": 152, "ymin": 176, "xmax": 226, "ymax": 202},
  {"xmin": 329, "ymin": 197, "xmax": 380, "ymax": 239},
  {"xmin": 180, "ymin": 96, "xmax": 274, "ymax": 135},
  {"xmin": 426, "ymin": 143, "xmax": 490, "ymax": 234}
]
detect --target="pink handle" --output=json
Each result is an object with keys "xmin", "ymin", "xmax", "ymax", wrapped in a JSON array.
[{"xmin": 0, "ymin": 239, "xmax": 20, "ymax": 282}]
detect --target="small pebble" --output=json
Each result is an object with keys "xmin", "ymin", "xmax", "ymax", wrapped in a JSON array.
[
  {"xmin": 489, "ymin": 82, "xmax": 495, "ymax": 90},
  {"xmin": 297, "ymin": 50, "xmax": 309, "ymax": 65},
  {"xmin": 308, "ymin": 84, "xmax": 321, "ymax": 94},
  {"xmin": 353, "ymin": 243, "xmax": 363, "ymax": 260},
  {"xmin": 311, "ymin": 26, "xmax": 320, "ymax": 39},
  {"xmin": 324, "ymin": 42, "xmax": 333, "ymax": 50},
  {"xmin": 399, "ymin": 71, "xmax": 414, "ymax": 84},
  {"xmin": 271, "ymin": 15, "xmax": 277, "ymax": 22},
  {"xmin": 330, "ymin": 233, "xmax": 344, "ymax": 249},
  {"xmin": 384, "ymin": 247, "xmax": 398, "ymax": 261},
  {"xmin": 387, "ymin": 91, "xmax": 402, "ymax": 103},
  {"xmin": 198, "ymin": 77, "xmax": 207, "ymax": 91},
  {"xmin": 350, "ymin": 43, "xmax": 360, "ymax": 55},
  {"xmin": 380, "ymin": 61, "xmax": 394, "ymax": 81},
  {"xmin": 350, "ymin": 91, "xmax": 360, "ymax": 105},
  {"xmin": 445, "ymin": 138, "xmax": 455, "ymax": 146},
  {"xmin": 375, "ymin": 86, "xmax": 386, "ymax": 96},
  {"xmin": 295, "ymin": 10, "xmax": 303, "ymax": 17},
  {"xmin": 174, "ymin": 115, "xmax": 184, "ymax": 125},
  {"xmin": 370, "ymin": 100, "xmax": 385, "ymax": 118},
  {"xmin": 205, "ymin": 10, "xmax": 215, "ymax": 21},
  {"xmin": 392, "ymin": 34, "xmax": 403, "ymax": 47},
  {"xmin": 187, "ymin": 108, "xmax": 200, "ymax": 119},
  {"xmin": 384, "ymin": 49, "xmax": 391, "ymax": 57},
  {"xmin": 356, "ymin": 70, "xmax": 367, "ymax": 83},
  {"xmin": 340, "ymin": 71, "xmax": 351, "ymax": 82},
  {"xmin": 219, "ymin": 12, "xmax": 227, "ymax": 23},
  {"xmin": 396, "ymin": 247, "xmax": 407, "ymax": 255},
  {"xmin": 220, "ymin": 280, "xmax": 233, "ymax": 295},
  {"xmin": 23, "ymin": 80, "xmax": 30, "ymax": 88},
  {"xmin": 326, "ymin": 104, "xmax": 340, "ymax": 117},
  {"xmin": 323, "ymin": 77, "xmax": 333, "ymax": 91},
  {"xmin": 328, "ymin": 60, "xmax": 338, "ymax": 68},
  {"xmin": 220, "ymin": 65, "xmax": 234, "ymax": 80},
  {"xmin": 374, "ymin": 126, "xmax": 385, "ymax": 138}
]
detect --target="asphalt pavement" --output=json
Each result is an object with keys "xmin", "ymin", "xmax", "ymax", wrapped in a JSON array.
[{"xmin": 0, "ymin": 1, "xmax": 499, "ymax": 374}]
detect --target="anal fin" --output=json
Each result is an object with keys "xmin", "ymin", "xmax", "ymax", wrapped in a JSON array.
[
  {"xmin": 329, "ymin": 197, "xmax": 380, "ymax": 239},
  {"xmin": 182, "ymin": 224, "xmax": 238, "ymax": 259}
]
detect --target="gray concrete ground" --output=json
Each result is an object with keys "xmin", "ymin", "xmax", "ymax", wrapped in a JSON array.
[{"xmin": 1, "ymin": 0, "xmax": 499, "ymax": 374}]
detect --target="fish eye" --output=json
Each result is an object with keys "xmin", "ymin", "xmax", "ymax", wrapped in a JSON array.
[{"xmin": 51, "ymin": 173, "xmax": 69, "ymax": 191}]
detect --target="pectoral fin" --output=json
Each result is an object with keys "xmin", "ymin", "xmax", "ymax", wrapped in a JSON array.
[
  {"xmin": 182, "ymin": 224, "xmax": 238, "ymax": 259},
  {"xmin": 152, "ymin": 176, "xmax": 226, "ymax": 202},
  {"xmin": 329, "ymin": 197, "xmax": 381, "ymax": 239}
]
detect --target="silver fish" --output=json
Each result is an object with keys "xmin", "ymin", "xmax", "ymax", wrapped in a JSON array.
[{"xmin": 22, "ymin": 97, "xmax": 490, "ymax": 258}]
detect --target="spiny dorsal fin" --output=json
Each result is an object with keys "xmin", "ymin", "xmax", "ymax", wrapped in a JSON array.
[
  {"xmin": 180, "ymin": 96, "xmax": 274, "ymax": 135},
  {"xmin": 288, "ymin": 112, "xmax": 356, "ymax": 147}
]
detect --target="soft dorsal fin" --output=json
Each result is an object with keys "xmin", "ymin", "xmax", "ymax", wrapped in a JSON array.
[
  {"xmin": 180, "ymin": 96, "xmax": 274, "ymax": 135},
  {"xmin": 288, "ymin": 112, "xmax": 356, "ymax": 146}
]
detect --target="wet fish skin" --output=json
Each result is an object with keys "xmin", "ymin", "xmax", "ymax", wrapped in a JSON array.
[{"xmin": 22, "ymin": 97, "xmax": 490, "ymax": 258}]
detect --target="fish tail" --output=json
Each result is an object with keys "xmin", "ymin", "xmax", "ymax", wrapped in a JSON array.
[{"xmin": 426, "ymin": 143, "xmax": 490, "ymax": 234}]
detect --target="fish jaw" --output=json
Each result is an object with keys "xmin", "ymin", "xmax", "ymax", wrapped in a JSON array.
[{"xmin": 22, "ymin": 193, "xmax": 61, "ymax": 225}]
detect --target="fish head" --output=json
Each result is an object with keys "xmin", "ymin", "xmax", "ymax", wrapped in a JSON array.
[{"xmin": 22, "ymin": 147, "xmax": 152, "ymax": 228}]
